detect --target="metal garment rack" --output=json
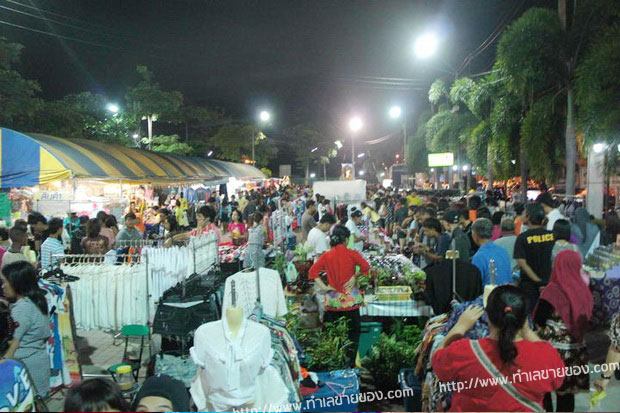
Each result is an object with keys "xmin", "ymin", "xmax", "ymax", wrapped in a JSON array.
[
  {"xmin": 116, "ymin": 239, "xmax": 162, "ymax": 248},
  {"xmin": 52, "ymin": 252, "xmax": 151, "ymax": 324},
  {"xmin": 182, "ymin": 235, "xmax": 219, "ymax": 298}
]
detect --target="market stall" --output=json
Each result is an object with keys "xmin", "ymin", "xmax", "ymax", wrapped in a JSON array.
[{"xmin": 0, "ymin": 127, "xmax": 264, "ymax": 219}]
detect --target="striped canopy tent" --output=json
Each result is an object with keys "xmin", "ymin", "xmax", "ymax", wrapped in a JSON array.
[{"xmin": 0, "ymin": 128, "xmax": 264, "ymax": 189}]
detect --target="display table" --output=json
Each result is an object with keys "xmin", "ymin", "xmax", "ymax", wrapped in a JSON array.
[
  {"xmin": 360, "ymin": 299, "xmax": 434, "ymax": 317},
  {"xmin": 590, "ymin": 268, "xmax": 620, "ymax": 327}
]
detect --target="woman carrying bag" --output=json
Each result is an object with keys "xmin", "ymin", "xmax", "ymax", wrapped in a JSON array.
[
  {"xmin": 309, "ymin": 225, "xmax": 370, "ymax": 367},
  {"xmin": 432, "ymin": 285, "xmax": 565, "ymax": 412}
]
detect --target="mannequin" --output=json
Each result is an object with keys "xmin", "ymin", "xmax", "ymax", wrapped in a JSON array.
[{"xmin": 226, "ymin": 307, "xmax": 244, "ymax": 339}]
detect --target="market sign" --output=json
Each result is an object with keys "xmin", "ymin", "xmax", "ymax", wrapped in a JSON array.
[
  {"xmin": 428, "ymin": 152, "xmax": 454, "ymax": 167},
  {"xmin": 35, "ymin": 191, "xmax": 74, "ymax": 201}
]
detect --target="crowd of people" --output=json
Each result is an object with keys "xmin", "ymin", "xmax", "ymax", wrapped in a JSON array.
[{"xmin": 1, "ymin": 183, "xmax": 620, "ymax": 411}]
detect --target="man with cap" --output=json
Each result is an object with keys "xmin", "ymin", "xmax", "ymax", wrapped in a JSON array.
[
  {"xmin": 134, "ymin": 375, "xmax": 190, "ymax": 412},
  {"xmin": 536, "ymin": 191, "xmax": 566, "ymax": 231},
  {"xmin": 440, "ymin": 209, "xmax": 471, "ymax": 262}
]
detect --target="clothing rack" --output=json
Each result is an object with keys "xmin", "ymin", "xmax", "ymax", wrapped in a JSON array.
[
  {"xmin": 116, "ymin": 239, "xmax": 162, "ymax": 248},
  {"xmin": 52, "ymin": 252, "xmax": 151, "ymax": 324}
]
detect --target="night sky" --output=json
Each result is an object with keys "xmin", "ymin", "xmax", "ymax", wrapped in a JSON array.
[{"xmin": 1, "ymin": 0, "xmax": 553, "ymax": 171}]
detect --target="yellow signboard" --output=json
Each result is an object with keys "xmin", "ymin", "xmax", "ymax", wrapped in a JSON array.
[{"xmin": 428, "ymin": 153, "xmax": 454, "ymax": 167}]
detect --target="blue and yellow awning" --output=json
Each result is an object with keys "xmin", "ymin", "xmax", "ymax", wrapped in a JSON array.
[{"xmin": 0, "ymin": 128, "xmax": 264, "ymax": 189}]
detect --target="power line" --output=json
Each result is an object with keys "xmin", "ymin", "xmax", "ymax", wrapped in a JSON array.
[
  {"xmin": 0, "ymin": 3, "xmax": 203, "ymax": 54},
  {"xmin": 4, "ymin": 0, "xmax": 118, "ymax": 34},
  {"xmin": 0, "ymin": 4, "xmax": 124, "ymax": 39},
  {"xmin": 0, "ymin": 19, "xmax": 167, "ymax": 60}
]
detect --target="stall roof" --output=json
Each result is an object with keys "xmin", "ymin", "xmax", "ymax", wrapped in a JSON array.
[{"xmin": 0, "ymin": 128, "xmax": 264, "ymax": 189}]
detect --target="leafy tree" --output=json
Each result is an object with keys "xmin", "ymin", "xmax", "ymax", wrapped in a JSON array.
[
  {"xmin": 407, "ymin": 111, "xmax": 431, "ymax": 173},
  {"xmin": 0, "ymin": 37, "xmax": 43, "ymax": 130},
  {"xmin": 125, "ymin": 65, "xmax": 183, "ymax": 147},
  {"xmin": 284, "ymin": 123, "xmax": 326, "ymax": 181},
  {"xmin": 576, "ymin": 24, "xmax": 620, "ymax": 145},
  {"xmin": 260, "ymin": 167, "xmax": 272, "ymax": 178},
  {"xmin": 143, "ymin": 134, "xmax": 193, "ymax": 155},
  {"xmin": 497, "ymin": 2, "xmax": 620, "ymax": 194},
  {"xmin": 209, "ymin": 124, "xmax": 277, "ymax": 167}
]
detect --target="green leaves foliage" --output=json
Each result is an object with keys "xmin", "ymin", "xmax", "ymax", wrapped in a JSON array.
[
  {"xmin": 209, "ymin": 124, "xmax": 277, "ymax": 167},
  {"xmin": 428, "ymin": 78, "xmax": 448, "ymax": 105},
  {"xmin": 496, "ymin": 8, "xmax": 564, "ymax": 95},
  {"xmin": 575, "ymin": 24, "xmax": 620, "ymax": 145},
  {"xmin": 146, "ymin": 134, "xmax": 193, "ymax": 155},
  {"xmin": 520, "ymin": 96, "xmax": 563, "ymax": 183}
]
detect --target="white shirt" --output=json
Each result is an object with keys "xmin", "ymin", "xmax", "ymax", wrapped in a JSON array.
[
  {"xmin": 546, "ymin": 208, "xmax": 567, "ymax": 231},
  {"xmin": 222, "ymin": 268, "xmax": 287, "ymax": 318},
  {"xmin": 305, "ymin": 227, "xmax": 329, "ymax": 258},
  {"xmin": 190, "ymin": 317, "xmax": 273, "ymax": 411},
  {"xmin": 345, "ymin": 219, "xmax": 363, "ymax": 252}
]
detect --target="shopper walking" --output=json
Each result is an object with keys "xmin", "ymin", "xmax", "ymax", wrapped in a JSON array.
[
  {"xmin": 309, "ymin": 225, "xmax": 370, "ymax": 367},
  {"xmin": 534, "ymin": 250, "xmax": 593, "ymax": 412}
]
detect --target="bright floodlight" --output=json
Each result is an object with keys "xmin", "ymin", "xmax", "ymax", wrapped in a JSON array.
[
  {"xmin": 106, "ymin": 103, "xmax": 119, "ymax": 113},
  {"xmin": 462, "ymin": 165, "xmax": 469, "ymax": 171},
  {"xmin": 511, "ymin": 159, "xmax": 517, "ymax": 165},
  {"xmin": 593, "ymin": 143, "xmax": 605, "ymax": 153},
  {"xmin": 617, "ymin": 143, "xmax": 620, "ymax": 153},
  {"xmin": 389, "ymin": 106, "xmax": 402, "ymax": 119},
  {"xmin": 452, "ymin": 165, "xmax": 458, "ymax": 171},
  {"xmin": 132, "ymin": 133, "xmax": 139, "ymax": 139},
  {"xmin": 357, "ymin": 153, "xmax": 365, "ymax": 158},
  {"xmin": 207, "ymin": 151, "xmax": 213, "ymax": 157},
  {"xmin": 259, "ymin": 111, "xmax": 271, "ymax": 122},
  {"xmin": 349, "ymin": 117, "xmax": 363, "ymax": 132},
  {"xmin": 430, "ymin": 168, "xmax": 435, "ymax": 172},
  {"xmin": 311, "ymin": 147, "xmax": 318, "ymax": 153},
  {"xmin": 335, "ymin": 140, "xmax": 343, "ymax": 149},
  {"xmin": 310, "ymin": 173, "xmax": 316, "ymax": 178},
  {"xmin": 414, "ymin": 33, "xmax": 439, "ymax": 58},
  {"xmin": 359, "ymin": 170, "xmax": 365, "ymax": 176}
]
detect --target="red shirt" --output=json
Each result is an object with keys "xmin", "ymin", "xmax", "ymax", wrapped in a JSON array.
[
  {"xmin": 308, "ymin": 244, "xmax": 370, "ymax": 293},
  {"xmin": 432, "ymin": 338, "xmax": 565, "ymax": 412}
]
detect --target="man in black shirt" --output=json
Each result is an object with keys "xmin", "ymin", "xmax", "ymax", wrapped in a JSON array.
[{"xmin": 514, "ymin": 203, "xmax": 555, "ymax": 312}]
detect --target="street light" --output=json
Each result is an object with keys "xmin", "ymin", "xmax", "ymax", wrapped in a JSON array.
[
  {"xmin": 389, "ymin": 105, "xmax": 408, "ymax": 164},
  {"xmin": 106, "ymin": 103, "xmax": 119, "ymax": 114},
  {"xmin": 593, "ymin": 143, "xmax": 605, "ymax": 153},
  {"xmin": 389, "ymin": 106, "xmax": 402, "ymax": 119},
  {"xmin": 259, "ymin": 110, "xmax": 271, "ymax": 122},
  {"xmin": 311, "ymin": 147, "xmax": 318, "ymax": 153},
  {"xmin": 207, "ymin": 150, "xmax": 213, "ymax": 157},
  {"xmin": 349, "ymin": 116, "xmax": 363, "ymax": 176},
  {"xmin": 452, "ymin": 165, "xmax": 458, "ymax": 171},
  {"xmin": 253, "ymin": 110, "xmax": 272, "ymax": 164},
  {"xmin": 359, "ymin": 170, "xmax": 365, "ymax": 176},
  {"xmin": 132, "ymin": 133, "xmax": 139, "ymax": 139},
  {"xmin": 414, "ymin": 33, "xmax": 439, "ymax": 58},
  {"xmin": 462, "ymin": 165, "xmax": 469, "ymax": 171},
  {"xmin": 310, "ymin": 173, "xmax": 316, "ymax": 178},
  {"xmin": 357, "ymin": 153, "xmax": 365, "ymax": 158}
]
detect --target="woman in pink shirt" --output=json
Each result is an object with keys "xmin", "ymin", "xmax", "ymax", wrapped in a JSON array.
[{"xmin": 227, "ymin": 210, "xmax": 247, "ymax": 245}]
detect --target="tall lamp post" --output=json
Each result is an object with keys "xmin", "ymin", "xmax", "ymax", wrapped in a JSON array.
[
  {"xmin": 389, "ymin": 106, "xmax": 406, "ymax": 163},
  {"xmin": 255, "ymin": 110, "xmax": 271, "ymax": 165},
  {"xmin": 349, "ymin": 117, "xmax": 363, "ymax": 177}
]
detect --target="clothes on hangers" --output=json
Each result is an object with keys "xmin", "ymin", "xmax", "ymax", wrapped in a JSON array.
[
  {"xmin": 222, "ymin": 268, "xmax": 287, "ymax": 318},
  {"xmin": 190, "ymin": 316, "xmax": 283, "ymax": 411},
  {"xmin": 38, "ymin": 280, "xmax": 80, "ymax": 389}
]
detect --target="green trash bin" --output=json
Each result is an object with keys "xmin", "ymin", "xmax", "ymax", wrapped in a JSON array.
[{"xmin": 358, "ymin": 322, "xmax": 382, "ymax": 358}]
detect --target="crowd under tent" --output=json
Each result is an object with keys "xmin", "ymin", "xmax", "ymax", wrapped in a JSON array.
[{"xmin": 0, "ymin": 127, "xmax": 264, "ymax": 219}]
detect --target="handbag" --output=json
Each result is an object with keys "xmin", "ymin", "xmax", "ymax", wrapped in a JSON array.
[
  {"xmin": 324, "ymin": 287, "xmax": 364, "ymax": 311},
  {"xmin": 469, "ymin": 340, "xmax": 543, "ymax": 412}
]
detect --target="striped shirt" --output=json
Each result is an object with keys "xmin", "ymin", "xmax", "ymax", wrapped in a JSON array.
[{"xmin": 41, "ymin": 237, "xmax": 64, "ymax": 270}]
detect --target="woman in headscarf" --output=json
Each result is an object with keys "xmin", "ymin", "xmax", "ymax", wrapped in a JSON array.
[
  {"xmin": 533, "ymin": 250, "xmax": 593, "ymax": 412},
  {"xmin": 571, "ymin": 207, "xmax": 600, "ymax": 257}
]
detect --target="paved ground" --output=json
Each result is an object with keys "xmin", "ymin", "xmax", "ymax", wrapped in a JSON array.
[{"xmin": 44, "ymin": 328, "xmax": 620, "ymax": 412}]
